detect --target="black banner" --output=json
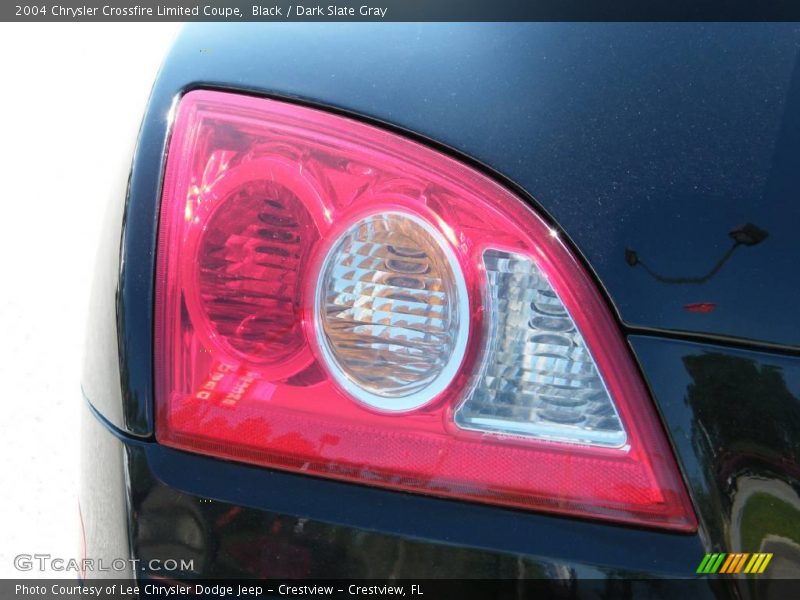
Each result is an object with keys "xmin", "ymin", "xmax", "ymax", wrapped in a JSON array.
[
  {"xmin": 4, "ymin": 579, "xmax": 800, "ymax": 599},
  {"xmin": 5, "ymin": 0, "xmax": 800, "ymax": 22}
]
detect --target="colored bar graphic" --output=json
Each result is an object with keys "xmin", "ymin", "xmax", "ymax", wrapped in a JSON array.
[
  {"xmin": 744, "ymin": 554, "xmax": 760, "ymax": 573},
  {"xmin": 696, "ymin": 554, "xmax": 714, "ymax": 574},
  {"xmin": 753, "ymin": 554, "xmax": 767, "ymax": 573},
  {"xmin": 720, "ymin": 554, "xmax": 736, "ymax": 573},
  {"xmin": 710, "ymin": 553, "xmax": 726, "ymax": 573},
  {"xmin": 697, "ymin": 552, "xmax": 773, "ymax": 575},
  {"xmin": 758, "ymin": 554, "xmax": 773, "ymax": 574},
  {"xmin": 698, "ymin": 553, "xmax": 722, "ymax": 574},
  {"xmin": 733, "ymin": 553, "xmax": 749, "ymax": 573}
]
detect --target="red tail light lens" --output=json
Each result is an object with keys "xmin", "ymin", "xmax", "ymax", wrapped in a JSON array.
[{"xmin": 155, "ymin": 90, "xmax": 696, "ymax": 531}]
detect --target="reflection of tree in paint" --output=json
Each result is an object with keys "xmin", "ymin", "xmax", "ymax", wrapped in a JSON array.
[
  {"xmin": 683, "ymin": 351, "xmax": 800, "ymax": 553},
  {"xmin": 684, "ymin": 352, "xmax": 799, "ymax": 460}
]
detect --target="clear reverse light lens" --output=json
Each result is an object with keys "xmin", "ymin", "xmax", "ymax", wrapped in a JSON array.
[
  {"xmin": 456, "ymin": 249, "xmax": 626, "ymax": 447},
  {"xmin": 316, "ymin": 212, "xmax": 469, "ymax": 412}
]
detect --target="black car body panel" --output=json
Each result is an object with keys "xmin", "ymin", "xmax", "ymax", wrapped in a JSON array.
[
  {"xmin": 81, "ymin": 334, "xmax": 800, "ymax": 589},
  {"xmin": 81, "ymin": 22, "xmax": 800, "ymax": 590},
  {"xmin": 630, "ymin": 337, "xmax": 800, "ymax": 572}
]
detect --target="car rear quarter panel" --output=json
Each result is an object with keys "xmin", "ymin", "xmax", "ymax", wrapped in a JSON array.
[{"xmin": 80, "ymin": 22, "xmax": 800, "ymax": 590}]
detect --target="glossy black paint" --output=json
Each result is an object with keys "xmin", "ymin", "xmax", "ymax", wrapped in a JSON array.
[
  {"xmin": 81, "ymin": 337, "xmax": 800, "ymax": 587},
  {"xmin": 81, "ymin": 22, "xmax": 800, "ymax": 588},
  {"xmin": 630, "ymin": 336, "xmax": 800, "ymax": 585},
  {"xmin": 158, "ymin": 22, "xmax": 799, "ymax": 348}
]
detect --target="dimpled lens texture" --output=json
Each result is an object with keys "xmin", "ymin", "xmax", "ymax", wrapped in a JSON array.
[
  {"xmin": 195, "ymin": 180, "xmax": 314, "ymax": 365},
  {"xmin": 455, "ymin": 250, "xmax": 627, "ymax": 447},
  {"xmin": 317, "ymin": 213, "xmax": 467, "ymax": 409}
]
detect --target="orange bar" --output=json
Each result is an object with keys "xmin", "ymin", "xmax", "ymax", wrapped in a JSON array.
[
  {"xmin": 733, "ymin": 553, "xmax": 749, "ymax": 573},
  {"xmin": 720, "ymin": 554, "xmax": 737, "ymax": 574}
]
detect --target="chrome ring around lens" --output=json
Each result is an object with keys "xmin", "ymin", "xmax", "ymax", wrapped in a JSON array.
[{"xmin": 314, "ymin": 211, "xmax": 469, "ymax": 412}]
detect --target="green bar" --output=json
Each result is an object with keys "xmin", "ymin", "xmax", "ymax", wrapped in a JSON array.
[
  {"xmin": 701, "ymin": 554, "xmax": 718, "ymax": 574},
  {"xmin": 696, "ymin": 554, "xmax": 713, "ymax": 574},
  {"xmin": 710, "ymin": 553, "xmax": 727, "ymax": 574}
]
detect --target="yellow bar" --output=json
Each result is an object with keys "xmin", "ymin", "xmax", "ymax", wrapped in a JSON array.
[
  {"xmin": 758, "ymin": 554, "xmax": 773, "ymax": 574},
  {"xmin": 720, "ymin": 554, "xmax": 737, "ymax": 574},
  {"xmin": 744, "ymin": 554, "xmax": 760, "ymax": 573},
  {"xmin": 734, "ymin": 554, "xmax": 749, "ymax": 573},
  {"xmin": 749, "ymin": 554, "xmax": 766, "ymax": 573}
]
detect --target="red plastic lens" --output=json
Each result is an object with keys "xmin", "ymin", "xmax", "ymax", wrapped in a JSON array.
[{"xmin": 155, "ymin": 90, "xmax": 696, "ymax": 531}]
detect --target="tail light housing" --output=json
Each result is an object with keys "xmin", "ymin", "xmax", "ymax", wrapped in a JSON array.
[{"xmin": 155, "ymin": 90, "xmax": 696, "ymax": 531}]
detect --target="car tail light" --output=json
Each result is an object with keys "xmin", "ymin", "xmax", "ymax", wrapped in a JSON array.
[{"xmin": 155, "ymin": 90, "xmax": 696, "ymax": 531}]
